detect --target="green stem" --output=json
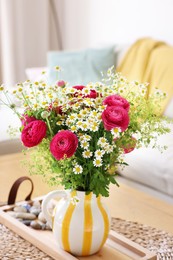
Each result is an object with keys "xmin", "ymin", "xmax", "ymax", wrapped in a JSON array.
[
  {"xmin": 3, "ymin": 91, "xmax": 13, "ymax": 105},
  {"xmin": 0, "ymin": 99, "xmax": 21, "ymax": 118},
  {"xmin": 45, "ymin": 117, "xmax": 54, "ymax": 137},
  {"xmin": 21, "ymin": 92, "xmax": 31, "ymax": 108}
]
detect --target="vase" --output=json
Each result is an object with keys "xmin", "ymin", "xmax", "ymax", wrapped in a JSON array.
[{"xmin": 42, "ymin": 189, "xmax": 111, "ymax": 256}]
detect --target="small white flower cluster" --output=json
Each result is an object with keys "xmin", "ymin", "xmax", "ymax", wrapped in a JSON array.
[
  {"xmin": 93, "ymin": 149, "xmax": 105, "ymax": 167},
  {"xmin": 153, "ymin": 88, "xmax": 166, "ymax": 99},
  {"xmin": 98, "ymin": 137, "xmax": 114, "ymax": 154},
  {"xmin": 66, "ymin": 108, "xmax": 102, "ymax": 133},
  {"xmin": 80, "ymin": 134, "xmax": 91, "ymax": 151}
]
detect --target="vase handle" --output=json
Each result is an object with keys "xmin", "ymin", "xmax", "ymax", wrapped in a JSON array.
[{"xmin": 42, "ymin": 190, "xmax": 68, "ymax": 228}]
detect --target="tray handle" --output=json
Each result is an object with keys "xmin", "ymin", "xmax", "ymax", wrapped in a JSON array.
[{"xmin": 7, "ymin": 176, "xmax": 34, "ymax": 205}]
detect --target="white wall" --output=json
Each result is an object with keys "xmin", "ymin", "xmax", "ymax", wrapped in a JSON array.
[
  {"xmin": 62, "ymin": 0, "xmax": 173, "ymax": 49},
  {"xmin": 60, "ymin": 0, "xmax": 90, "ymax": 50}
]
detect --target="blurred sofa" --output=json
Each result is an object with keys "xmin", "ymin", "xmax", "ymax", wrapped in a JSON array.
[
  {"xmin": 0, "ymin": 107, "xmax": 22, "ymax": 155},
  {"xmin": 116, "ymin": 38, "xmax": 173, "ymax": 201},
  {"xmin": 1, "ymin": 40, "xmax": 173, "ymax": 203}
]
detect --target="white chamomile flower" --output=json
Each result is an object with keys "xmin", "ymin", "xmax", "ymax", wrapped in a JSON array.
[
  {"xmin": 80, "ymin": 109, "xmax": 88, "ymax": 116},
  {"xmin": 90, "ymin": 110, "xmax": 98, "ymax": 117},
  {"xmin": 93, "ymin": 158, "xmax": 102, "ymax": 167},
  {"xmin": 76, "ymin": 113, "xmax": 82, "ymax": 119},
  {"xmin": 82, "ymin": 87, "xmax": 90, "ymax": 95},
  {"xmin": 90, "ymin": 121, "xmax": 99, "ymax": 132},
  {"xmin": 138, "ymin": 84, "xmax": 147, "ymax": 96},
  {"xmin": 81, "ymin": 122, "xmax": 88, "ymax": 131},
  {"xmin": 95, "ymin": 149, "xmax": 105, "ymax": 158},
  {"xmin": 98, "ymin": 137, "xmax": 108, "ymax": 147},
  {"xmin": 91, "ymin": 125, "xmax": 98, "ymax": 132},
  {"xmin": 118, "ymin": 87, "xmax": 126, "ymax": 95},
  {"xmin": 80, "ymin": 140, "xmax": 89, "ymax": 149},
  {"xmin": 76, "ymin": 120, "xmax": 83, "ymax": 128},
  {"xmin": 56, "ymin": 120, "xmax": 63, "ymax": 126},
  {"xmin": 73, "ymin": 103, "xmax": 81, "ymax": 109},
  {"xmin": 73, "ymin": 165, "xmax": 83, "ymax": 174},
  {"xmin": 96, "ymin": 115, "xmax": 102, "ymax": 122},
  {"xmin": 54, "ymin": 66, "xmax": 61, "ymax": 71},
  {"xmin": 69, "ymin": 88, "xmax": 76, "ymax": 94},
  {"xmin": 70, "ymin": 125, "xmax": 77, "ymax": 132},
  {"xmin": 95, "ymin": 97, "xmax": 102, "ymax": 105},
  {"xmin": 98, "ymin": 106, "xmax": 105, "ymax": 113},
  {"xmin": 86, "ymin": 83, "xmax": 95, "ymax": 89},
  {"xmin": 140, "ymin": 88, "xmax": 147, "ymax": 96},
  {"xmin": 68, "ymin": 114, "xmax": 77, "ymax": 122},
  {"xmin": 105, "ymin": 145, "xmax": 113, "ymax": 153},
  {"xmin": 82, "ymin": 150, "xmax": 93, "ymax": 158},
  {"xmin": 83, "ymin": 134, "xmax": 91, "ymax": 141},
  {"xmin": 111, "ymin": 127, "xmax": 121, "ymax": 138},
  {"xmin": 65, "ymin": 118, "xmax": 70, "ymax": 126},
  {"xmin": 91, "ymin": 121, "xmax": 98, "ymax": 127},
  {"xmin": 64, "ymin": 87, "xmax": 73, "ymax": 94},
  {"xmin": 84, "ymin": 99, "xmax": 95, "ymax": 107}
]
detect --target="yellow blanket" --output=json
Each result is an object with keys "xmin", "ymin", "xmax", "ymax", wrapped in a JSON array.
[{"xmin": 116, "ymin": 38, "xmax": 173, "ymax": 113}]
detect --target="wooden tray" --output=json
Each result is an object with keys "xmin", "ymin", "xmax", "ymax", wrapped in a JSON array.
[{"xmin": 0, "ymin": 197, "xmax": 157, "ymax": 260}]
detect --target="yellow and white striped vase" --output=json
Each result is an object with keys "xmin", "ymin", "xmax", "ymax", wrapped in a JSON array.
[{"xmin": 42, "ymin": 190, "xmax": 110, "ymax": 256}]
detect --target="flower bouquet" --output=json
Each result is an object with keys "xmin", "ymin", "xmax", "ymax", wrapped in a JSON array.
[
  {"xmin": 0, "ymin": 67, "xmax": 170, "ymax": 197},
  {"xmin": 1, "ymin": 66, "xmax": 171, "ymax": 256}
]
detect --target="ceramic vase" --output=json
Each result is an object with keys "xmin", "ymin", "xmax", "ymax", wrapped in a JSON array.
[{"xmin": 42, "ymin": 189, "xmax": 110, "ymax": 256}]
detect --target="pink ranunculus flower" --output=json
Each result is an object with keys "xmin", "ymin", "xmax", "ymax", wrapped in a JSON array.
[
  {"xmin": 73, "ymin": 85, "xmax": 85, "ymax": 91},
  {"xmin": 21, "ymin": 120, "xmax": 47, "ymax": 147},
  {"xmin": 123, "ymin": 137, "xmax": 137, "ymax": 154},
  {"xmin": 21, "ymin": 114, "xmax": 36, "ymax": 126},
  {"xmin": 103, "ymin": 94, "xmax": 130, "ymax": 111},
  {"xmin": 101, "ymin": 106, "xmax": 129, "ymax": 131},
  {"xmin": 87, "ymin": 89, "xmax": 98, "ymax": 98},
  {"xmin": 56, "ymin": 80, "xmax": 66, "ymax": 87},
  {"xmin": 50, "ymin": 130, "xmax": 78, "ymax": 160}
]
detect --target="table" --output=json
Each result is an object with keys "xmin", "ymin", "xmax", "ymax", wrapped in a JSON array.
[
  {"xmin": 1, "ymin": 152, "xmax": 173, "ymax": 234},
  {"xmin": 1, "ymin": 152, "xmax": 173, "ymax": 259}
]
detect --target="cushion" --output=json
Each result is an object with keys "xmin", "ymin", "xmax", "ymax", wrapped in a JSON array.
[
  {"xmin": 47, "ymin": 46, "xmax": 116, "ymax": 85},
  {"xmin": 116, "ymin": 38, "xmax": 173, "ymax": 114},
  {"xmin": 0, "ymin": 107, "xmax": 22, "ymax": 155},
  {"xmin": 119, "ymin": 123, "xmax": 173, "ymax": 196}
]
